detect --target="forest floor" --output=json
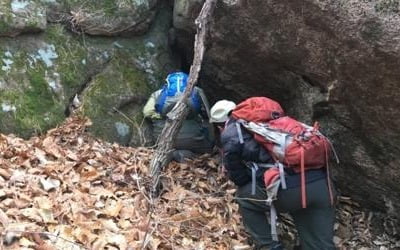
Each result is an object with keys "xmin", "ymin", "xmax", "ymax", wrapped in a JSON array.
[{"xmin": 0, "ymin": 116, "xmax": 399, "ymax": 250}]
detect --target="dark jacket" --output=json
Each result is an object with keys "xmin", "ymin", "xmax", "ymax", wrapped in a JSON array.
[
  {"xmin": 221, "ymin": 118, "xmax": 273, "ymax": 186},
  {"xmin": 221, "ymin": 118, "xmax": 326, "ymax": 187}
]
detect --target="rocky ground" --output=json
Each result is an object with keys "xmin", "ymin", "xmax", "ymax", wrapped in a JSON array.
[{"xmin": 0, "ymin": 116, "xmax": 399, "ymax": 249}]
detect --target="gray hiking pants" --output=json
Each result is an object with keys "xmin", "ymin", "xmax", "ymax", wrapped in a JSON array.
[{"xmin": 235, "ymin": 178, "xmax": 336, "ymax": 250}]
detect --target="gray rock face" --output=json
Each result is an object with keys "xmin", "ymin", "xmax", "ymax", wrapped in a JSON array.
[
  {"xmin": 173, "ymin": 0, "xmax": 203, "ymax": 32},
  {"xmin": 0, "ymin": 2, "xmax": 178, "ymax": 145},
  {"xmin": 47, "ymin": 0, "xmax": 158, "ymax": 36},
  {"xmin": 0, "ymin": 0, "xmax": 47, "ymax": 37},
  {"xmin": 174, "ymin": 0, "xmax": 400, "ymax": 218}
]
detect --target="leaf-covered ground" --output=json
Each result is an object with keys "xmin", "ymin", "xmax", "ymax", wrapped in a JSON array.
[{"xmin": 0, "ymin": 117, "xmax": 399, "ymax": 249}]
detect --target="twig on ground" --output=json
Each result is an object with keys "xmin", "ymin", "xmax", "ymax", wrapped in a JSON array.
[
  {"xmin": 1, "ymin": 230, "xmax": 88, "ymax": 249},
  {"xmin": 140, "ymin": 209, "xmax": 156, "ymax": 250}
]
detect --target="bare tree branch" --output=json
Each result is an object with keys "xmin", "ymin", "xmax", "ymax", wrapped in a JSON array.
[{"xmin": 149, "ymin": 0, "xmax": 217, "ymax": 195}]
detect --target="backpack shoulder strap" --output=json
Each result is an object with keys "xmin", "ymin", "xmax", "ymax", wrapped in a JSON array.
[
  {"xmin": 235, "ymin": 122, "xmax": 244, "ymax": 144},
  {"xmin": 189, "ymin": 87, "xmax": 201, "ymax": 113},
  {"xmin": 195, "ymin": 87, "xmax": 210, "ymax": 117},
  {"xmin": 155, "ymin": 85, "xmax": 168, "ymax": 114}
]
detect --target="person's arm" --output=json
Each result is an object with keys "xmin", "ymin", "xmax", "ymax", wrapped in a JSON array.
[
  {"xmin": 221, "ymin": 123, "xmax": 251, "ymax": 186},
  {"xmin": 143, "ymin": 90, "xmax": 162, "ymax": 120},
  {"xmin": 196, "ymin": 87, "xmax": 216, "ymax": 146},
  {"xmin": 196, "ymin": 87, "xmax": 211, "ymax": 119}
]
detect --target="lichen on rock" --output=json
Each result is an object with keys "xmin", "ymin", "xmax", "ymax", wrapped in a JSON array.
[
  {"xmin": 0, "ymin": 23, "xmax": 91, "ymax": 137},
  {"xmin": 80, "ymin": 53, "xmax": 152, "ymax": 145},
  {"xmin": 0, "ymin": 0, "xmax": 47, "ymax": 37},
  {"xmin": 0, "ymin": 3, "xmax": 177, "ymax": 146}
]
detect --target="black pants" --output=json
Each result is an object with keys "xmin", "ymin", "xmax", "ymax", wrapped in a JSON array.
[{"xmin": 235, "ymin": 178, "xmax": 336, "ymax": 250}]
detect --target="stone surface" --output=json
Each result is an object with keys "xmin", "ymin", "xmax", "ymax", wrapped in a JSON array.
[
  {"xmin": 78, "ymin": 6, "xmax": 178, "ymax": 145},
  {"xmin": 47, "ymin": 0, "xmax": 158, "ymax": 36},
  {"xmin": 173, "ymin": 0, "xmax": 203, "ymax": 32},
  {"xmin": 0, "ymin": 0, "xmax": 47, "ymax": 37},
  {"xmin": 173, "ymin": 0, "xmax": 400, "ymax": 219},
  {"xmin": 0, "ymin": 25, "xmax": 85, "ymax": 137},
  {"xmin": 0, "ymin": 3, "xmax": 178, "ymax": 145}
]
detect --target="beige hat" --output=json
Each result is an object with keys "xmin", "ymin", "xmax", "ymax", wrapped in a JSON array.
[{"xmin": 209, "ymin": 100, "xmax": 236, "ymax": 123}]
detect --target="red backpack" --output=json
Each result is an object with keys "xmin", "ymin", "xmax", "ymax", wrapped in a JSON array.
[{"xmin": 231, "ymin": 97, "xmax": 338, "ymax": 208}]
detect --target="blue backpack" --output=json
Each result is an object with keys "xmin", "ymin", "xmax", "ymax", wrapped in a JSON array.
[{"xmin": 155, "ymin": 72, "xmax": 202, "ymax": 116}]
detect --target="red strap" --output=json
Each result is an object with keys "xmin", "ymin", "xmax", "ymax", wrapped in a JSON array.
[
  {"xmin": 301, "ymin": 147, "xmax": 306, "ymax": 208},
  {"xmin": 325, "ymin": 141, "xmax": 334, "ymax": 206}
]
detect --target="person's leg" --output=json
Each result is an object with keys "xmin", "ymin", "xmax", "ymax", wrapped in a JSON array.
[
  {"xmin": 291, "ymin": 206, "xmax": 335, "ymax": 250},
  {"xmin": 235, "ymin": 183, "xmax": 283, "ymax": 249},
  {"xmin": 276, "ymin": 179, "xmax": 336, "ymax": 250},
  {"xmin": 171, "ymin": 149, "xmax": 197, "ymax": 162}
]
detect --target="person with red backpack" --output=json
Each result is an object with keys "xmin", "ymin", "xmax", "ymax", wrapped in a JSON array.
[{"xmin": 209, "ymin": 97, "xmax": 337, "ymax": 250}]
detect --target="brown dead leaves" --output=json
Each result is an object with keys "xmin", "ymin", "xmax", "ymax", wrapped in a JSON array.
[
  {"xmin": 0, "ymin": 116, "xmax": 399, "ymax": 249},
  {"xmin": 0, "ymin": 116, "xmax": 248, "ymax": 249}
]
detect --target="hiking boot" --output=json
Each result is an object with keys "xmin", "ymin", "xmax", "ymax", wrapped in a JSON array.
[{"xmin": 172, "ymin": 149, "xmax": 196, "ymax": 162}]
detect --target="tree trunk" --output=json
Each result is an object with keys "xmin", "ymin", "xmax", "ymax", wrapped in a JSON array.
[{"xmin": 149, "ymin": 0, "xmax": 217, "ymax": 195}]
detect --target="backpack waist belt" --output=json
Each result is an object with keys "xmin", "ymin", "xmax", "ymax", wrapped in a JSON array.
[{"xmin": 246, "ymin": 162, "xmax": 287, "ymax": 196}]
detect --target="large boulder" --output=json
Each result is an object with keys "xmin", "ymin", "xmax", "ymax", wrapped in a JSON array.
[
  {"xmin": 174, "ymin": 0, "xmax": 400, "ymax": 219},
  {"xmin": 0, "ymin": 24, "xmax": 89, "ymax": 137},
  {"xmin": 78, "ymin": 6, "xmax": 178, "ymax": 145},
  {"xmin": 0, "ymin": 0, "xmax": 47, "ymax": 37},
  {"xmin": 173, "ymin": 0, "xmax": 203, "ymax": 32},
  {"xmin": 46, "ymin": 0, "xmax": 158, "ymax": 36},
  {"xmin": 0, "ymin": 4, "xmax": 178, "ymax": 145}
]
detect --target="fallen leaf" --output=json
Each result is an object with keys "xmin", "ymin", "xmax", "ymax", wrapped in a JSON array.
[
  {"xmin": 3, "ymin": 223, "xmax": 37, "ymax": 245},
  {"xmin": 72, "ymin": 226, "xmax": 97, "ymax": 244},
  {"xmin": 0, "ymin": 168, "xmax": 11, "ymax": 179},
  {"xmin": 19, "ymin": 237, "xmax": 36, "ymax": 247},
  {"xmin": 37, "ymin": 209, "xmax": 56, "ymax": 223},
  {"xmin": 66, "ymin": 150, "xmax": 79, "ymax": 161},
  {"xmin": 148, "ymin": 236, "xmax": 162, "ymax": 250},
  {"xmin": 103, "ymin": 199, "xmax": 123, "ymax": 217},
  {"xmin": 34, "ymin": 196, "xmax": 53, "ymax": 210},
  {"xmin": 21, "ymin": 208, "xmax": 43, "ymax": 222},
  {"xmin": 92, "ymin": 238, "xmax": 108, "ymax": 250},
  {"xmin": 0, "ymin": 208, "xmax": 9, "ymax": 226},
  {"xmin": 101, "ymin": 219, "xmax": 120, "ymax": 233},
  {"xmin": 80, "ymin": 165, "xmax": 101, "ymax": 181},
  {"xmin": 0, "ymin": 189, "xmax": 6, "ymax": 198},
  {"xmin": 39, "ymin": 177, "xmax": 60, "ymax": 191},
  {"xmin": 34, "ymin": 148, "xmax": 48, "ymax": 165},
  {"xmin": 106, "ymin": 233, "xmax": 128, "ymax": 250}
]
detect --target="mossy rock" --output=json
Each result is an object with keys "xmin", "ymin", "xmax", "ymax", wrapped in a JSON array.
[
  {"xmin": 0, "ymin": 4, "xmax": 177, "ymax": 145},
  {"xmin": 0, "ymin": 5, "xmax": 176, "ymax": 142},
  {"xmin": 0, "ymin": 0, "xmax": 47, "ymax": 37},
  {"xmin": 0, "ymin": 24, "xmax": 95, "ymax": 137},
  {"xmin": 56, "ymin": 0, "xmax": 158, "ymax": 36},
  {"xmin": 75, "ymin": 5, "xmax": 179, "ymax": 145},
  {"xmin": 79, "ymin": 54, "xmax": 152, "ymax": 145}
]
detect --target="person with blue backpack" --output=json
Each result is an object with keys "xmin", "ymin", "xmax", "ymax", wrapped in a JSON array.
[{"xmin": 143, "ymin": 71, "xmax": 215, "ymax": 162}]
